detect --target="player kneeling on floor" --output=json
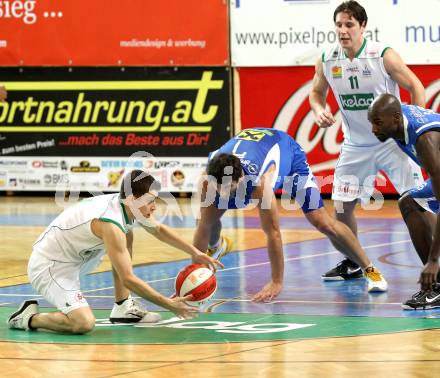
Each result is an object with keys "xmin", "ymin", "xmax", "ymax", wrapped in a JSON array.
[{"xmin": 7, "ymin": 170, "xmax": 223, "ymax": 334}]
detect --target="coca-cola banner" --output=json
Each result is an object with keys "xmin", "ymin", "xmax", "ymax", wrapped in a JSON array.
[
  {"xmin": 236, "ymin": 65, "xmax": 440, "ymax": 193},
  {"xmin": 0, "ymin": 0, "xmax": 228, "ymax": 66},
  {"xmin": 231, "ymin": 0, "xmax": 440, "ymax": 66}
]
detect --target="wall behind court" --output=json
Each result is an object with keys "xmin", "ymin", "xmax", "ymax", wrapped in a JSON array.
[
  {"xmin": 1, "ymin": 0, "xmax": 439, "ymax": 193},
  {"xmin": 0, "ymin": 0, "xmax": 229, "ymax": 66},
  {"xmin": 230, "ymin": 0, "xmax": 440, "ymax": 66}
]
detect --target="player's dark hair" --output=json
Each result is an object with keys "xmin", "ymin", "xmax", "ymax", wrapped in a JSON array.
[
  {"xmin": 333, "ymin": 1, "xmax": 368, "ymax": 27},
  {"xmin": 120, "ymin": 169, "xmax": 161, "ymax": 199},
  {"xmin": 207, "ymin": 153, "xmax": 243, "ymax": 183}
]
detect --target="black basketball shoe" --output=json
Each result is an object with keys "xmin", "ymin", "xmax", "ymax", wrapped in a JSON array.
[
  {"xmin": 402, "ymin": 284, "xmax": 440, "ymax": 310},
  {"xmin": 321, "ymin": 258, "xmax": 363, "ymax": 281}
]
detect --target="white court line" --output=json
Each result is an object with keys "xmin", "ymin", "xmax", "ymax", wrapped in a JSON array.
[
  {"xmin": 207, "ymin": 298, "xmax": 402, "ymax": 306},
  {"xmin": 79, "ymin": 238, "xmax": 412, "ymax": 294},
  {"xmin": 362, "ymin": 231, "xmax": 409, "ymax": 234},
  {"xmin": 0, "ymin": 294, "xmax": 41, "ymax": 297},
  {"xmin": 0, "ymin": 293, "xmax": 115, "ymax": 298},
  {"xmin": 0, "ymin": 239, "xmax": 412, "ymax": 298}
]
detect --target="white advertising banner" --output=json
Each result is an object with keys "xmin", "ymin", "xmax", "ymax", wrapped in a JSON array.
[
  {"xmin": 0, "ymin": 157, "xmax": 206, "ymax": 192},
  {"xmin": 230, "ymin": 0, "xmax": 440, "ymax": 66}
]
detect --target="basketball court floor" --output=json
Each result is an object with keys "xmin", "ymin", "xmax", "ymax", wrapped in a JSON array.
[{"xmin": 0, "ymin": 196, "xmax": 439, "ymax": 377}]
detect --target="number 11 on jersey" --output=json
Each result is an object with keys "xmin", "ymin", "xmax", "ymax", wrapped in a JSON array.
[{"xmin": 349, "ymin": 75, "xmax": 359, "ymax": 89}]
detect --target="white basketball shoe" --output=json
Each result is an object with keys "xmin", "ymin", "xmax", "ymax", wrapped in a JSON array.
[
  {"xmin": 110, "ymin": 297, "xmax": 161, "ymax": 323},
  {"xmin": 7, "ymin": 300, "xmax": 39, "ymax": 330}
]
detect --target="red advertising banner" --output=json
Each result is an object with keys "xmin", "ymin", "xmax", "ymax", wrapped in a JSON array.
[
  {"xmin": 0, "ymin": 0, "xmax": 228, "ymax": 66},
  {"xmin": 237, "ymin": 65, "xmax": 440, "ymax": 194}
]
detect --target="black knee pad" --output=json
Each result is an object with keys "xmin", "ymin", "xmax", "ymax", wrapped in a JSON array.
[{"xmin": 398, "ymin": 193, "xmax": 426, "ymax": 221}]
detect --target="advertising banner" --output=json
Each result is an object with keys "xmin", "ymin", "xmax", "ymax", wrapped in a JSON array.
[
  {"xmin": 0, "ymin": 156, "xmax": 207, "ymax": 192},
  {"xmin": 231, "ymin": 0, "xmax": 440, "ymax": 66},
  {"xmin": 0, "ymin": 0, "xmax": 228, "ymax": 66},
  {"xmin": 237, "ymin": 65, "xmax": 440, "ymax": 194},
  {"xmin": 0, "ymin": 67, "xmax": 231, "ymax": 192}
]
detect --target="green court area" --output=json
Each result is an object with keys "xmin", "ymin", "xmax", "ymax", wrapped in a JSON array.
[{"xmin": 2, "ymin": 308, "xmax": 440, "ymax": 344}]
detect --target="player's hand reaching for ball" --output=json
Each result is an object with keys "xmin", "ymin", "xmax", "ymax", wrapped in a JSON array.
[
  {"xmin": 169, "ymin": 295, "xmax": 199, "ymax": 319},
  {"xmin": 252, "ymin": 281, "xmax": 282, "ymax": 302},
  {"xmin": 192, "ymin": 252, "xmax": 224, "ymax": 272}
]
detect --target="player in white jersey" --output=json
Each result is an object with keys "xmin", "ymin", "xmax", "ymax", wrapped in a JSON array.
[
  {"xmin": 309, "ymin": 1, "xmax": 425, "ymax": 280},
  {"xmin": 7, "ymin": 170, "xmax": 223, "ymax": 334}
]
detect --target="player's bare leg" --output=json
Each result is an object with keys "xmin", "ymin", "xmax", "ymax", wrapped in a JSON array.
[{"xmin": 31, "ymin": 307, "xmax": 95, "ymax": 334}]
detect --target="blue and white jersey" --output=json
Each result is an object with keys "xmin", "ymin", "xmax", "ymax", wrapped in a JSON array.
[
  {"xmin": 398, "ymin": 105, "xmax": 440, "ymax": 214},
  {"xmin": 397, "ymin": 105, "xmax": 440, "ymax": 165},
  {"xmin": 210, "ymin": 128, "xmax": 308, "ymax": 188},
  {"xmin": 208, "ymin": 128, "xmax": 321, "ymax": 210}
]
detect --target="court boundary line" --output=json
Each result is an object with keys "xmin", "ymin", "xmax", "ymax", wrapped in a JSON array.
[{"xmin": 0, "ymin": 239, "xmax": 412, "ymax": 297}]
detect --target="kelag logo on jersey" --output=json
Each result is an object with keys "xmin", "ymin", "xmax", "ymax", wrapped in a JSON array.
[{"xmin": 339, "ymin": 93, "xmax": 374, "ymax": 111}]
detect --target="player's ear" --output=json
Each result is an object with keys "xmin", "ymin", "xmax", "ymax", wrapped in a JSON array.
[{"xmin": 123, "ymin": 194, "xmax": 135, "ymax": 208}]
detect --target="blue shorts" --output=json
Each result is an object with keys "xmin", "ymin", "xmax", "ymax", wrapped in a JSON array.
[
  {"xmin": 405, "ymin": 179, "xmax": 439, "ymax": 214},
  {"xmin": 280, "ymin": 171, "xmax": 324, "ymax": 214}
]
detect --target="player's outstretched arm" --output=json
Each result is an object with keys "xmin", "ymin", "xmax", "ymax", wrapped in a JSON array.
[
  {"xmin": 309, "ymin": 58, "xmax": 336, "ymax": 128},
  {"xmin": 416, "ymin": 132, "xmax": 440, "ymax": 289},
  {"xmin": 140, "ymin": 221, "xmax": 224, "ymax": 272},
  {"xmin": 252, "ymin": 172, "xmax": 284, "ymax": 302},
  {"xmin": 383, "ymin": 49, "xmax": 425, "ymax": 107},
  {"xmin": 96, "ymin": 220, "xmax": 198, "ymax": 318}
]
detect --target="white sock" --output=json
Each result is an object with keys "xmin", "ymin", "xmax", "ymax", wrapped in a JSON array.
[
  {"xmin": 208, "ymin": 238, "xmax": 222, "ymax": 249},
  {"xmin": 363, "ymin": 263, "xmax": 373, "ymax": 272}
]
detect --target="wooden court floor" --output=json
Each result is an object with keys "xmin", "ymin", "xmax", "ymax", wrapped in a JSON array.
[{"xmin": 0, "ymin": 196, "xmax": 439, "ymax": 378}]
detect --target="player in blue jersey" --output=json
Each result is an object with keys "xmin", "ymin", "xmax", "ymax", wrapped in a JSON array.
[
  {"xmin": 368, "ymin": 93, "xmax": 440, "ymax": 310},
  {"xmin": 193, "ymin": 128, "xmax": 388, "ymax": 302}
]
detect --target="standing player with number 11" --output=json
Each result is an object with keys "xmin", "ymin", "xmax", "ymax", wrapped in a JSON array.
[{"xmin": 309, "ymin": 0, "xmax": 425, "ymax": 281}]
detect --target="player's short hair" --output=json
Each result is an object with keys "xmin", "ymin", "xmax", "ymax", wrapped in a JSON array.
[
  {"xmin": 207, "ymin": 153, "xmax": 243, "ymax": 184},
  {"xmin": 333, "ymin": 1, "xmax": 368, "ymax": 26},
  {"xmin": 120, "ymin": 169, "xmax": 161, "ymax": 199}
]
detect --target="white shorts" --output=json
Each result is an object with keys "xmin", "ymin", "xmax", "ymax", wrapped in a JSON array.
[
  {"xmin": 28, "ymin": 251, "xmax": 103, "ymax": 314},
  {"xmin": 332, "ymin": 139, "xmax": 423, "ymax": 202}
]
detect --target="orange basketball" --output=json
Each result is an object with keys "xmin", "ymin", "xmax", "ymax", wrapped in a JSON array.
[{"xmin": 175, "ymin": 263, "xmax": 217, "ymax": 306}]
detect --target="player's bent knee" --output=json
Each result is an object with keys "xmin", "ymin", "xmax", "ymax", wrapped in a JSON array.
[
  {"xmin": 398, "ymin": 194, "xmax": 425, "ymax": 220},
  {"xmin": 315, "ymin": 221, "xmax": 338, "ymax": 238},
  {"xmin": 306, "ymin": 209, "xmax": 337, "ymax": 237},
  {"xmin": 67, "ymin": 308, "xmax": 96, "ymax": 334},
  {"xmin": 71, "ymin": 317, "xmax": 95, "ymax": 334}
]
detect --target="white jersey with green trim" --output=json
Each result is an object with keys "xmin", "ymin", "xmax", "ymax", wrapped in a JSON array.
[
  {"xmin": 32, "ymin": 193, "xmax": 133, "ymax": 265},
  {"xmin": 322, "ymin": 38, "xmax": 400, "ymax": 146}
]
